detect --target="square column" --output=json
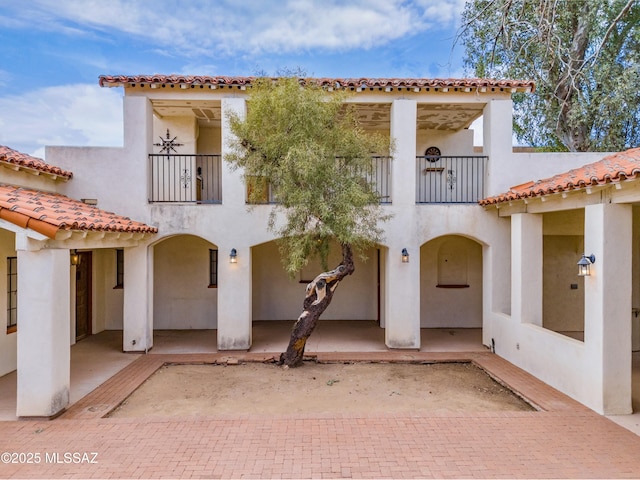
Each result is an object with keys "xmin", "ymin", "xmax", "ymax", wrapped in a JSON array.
[
  {"xmin": 123, "ymin": 244, "xmax": 154, "ymax": 352},
  {"xmin": 217, "ymin": 245, "xmax": 252, "ymax": 350},
  {"xmin": 122, "ymin": 95, "xmax": 153, "ymax": 218},
  {"xmin": 511, "ymin": 213, "xmax": 543, "ymax": 326},
  {"xmin": 390, "ymin": 99, "xmax": 417, "ymax": 207},
  {"xmin": 584, "ymin": 203, "xmax": 632, "ymax": 414},
  {"xmin": 385, "ymin": 245, "xmax": 420, "ymax": 349},
  {"xmin": 16, "ymin": 248, "xmax": 70, "ymax": 418},
  {"xmin": 483, "ymin": 99, "xmax": 514, "ymax": 197},
  {"xmin": 221, "ymin": 97, "xmax": 247, "ymax": 207}
]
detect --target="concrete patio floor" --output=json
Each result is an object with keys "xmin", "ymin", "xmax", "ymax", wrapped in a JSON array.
[{"xmin": 1, "ymin": 321, "xmax": 640, "ymax": 478}]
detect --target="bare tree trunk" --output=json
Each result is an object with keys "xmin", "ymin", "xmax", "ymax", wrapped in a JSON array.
[{"xmin": 278, "ymin": 243, "xmax": 355, "ymax": 367}]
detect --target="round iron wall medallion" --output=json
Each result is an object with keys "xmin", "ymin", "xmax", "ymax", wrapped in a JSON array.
[{"xmin": 425, "ymin": 146, "xmax": 441, "ymax": 161}]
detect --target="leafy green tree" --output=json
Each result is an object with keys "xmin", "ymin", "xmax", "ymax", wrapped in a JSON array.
[
  {"xmin": 226, "ymin": 76, "xmax": 392, "ymax": 367},
  {"xmin": 459, "ymin": 0, "xmax": 640, "ymax": 152}
]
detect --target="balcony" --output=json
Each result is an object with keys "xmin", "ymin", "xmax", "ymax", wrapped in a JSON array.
[
  {"xmin": 366, "ymin": 156, "xmax": 392, "ymax": 204},
  {"xmin": 246, "ymin": 156, "xmax": 393, "ymax": 205},
  {"xmin": 416, "ymin": 156, "xmax": 487, "ymax": 204},
  {"xmin": 149, "ymin": 154, "xmax": 222, "ymax": 203}
]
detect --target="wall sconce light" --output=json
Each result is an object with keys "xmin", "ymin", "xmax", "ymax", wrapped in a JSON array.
[
  {"xmin": 229, "ymin": 248, "xmax": 238, "ymax": 264},
  {"xmin": 401, "ymin": 248, "xmax": 409, "ymax": 263},
  {"xmin": 577, "ymin": 254, "xmax": 595, "ymax": 276},
  {"xmin": 70, "ymin": 250, "xmax": 81, "ymax": 266}
]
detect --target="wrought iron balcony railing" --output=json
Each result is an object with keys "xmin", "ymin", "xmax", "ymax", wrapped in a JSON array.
[
  {"xmin": 246, "ymin": 156, "xmax": 393, "ymax": 205},
  {"xmin": 149, "ymin": 154, "xmax": 222, "ymax": 203},
  {"xmin": 416, "ymin": 155, "xmax": 487, "ymax": 204}
]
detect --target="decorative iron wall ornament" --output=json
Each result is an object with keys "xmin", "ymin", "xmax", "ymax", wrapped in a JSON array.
[
  {"xmin": 154, "ymin": 129, "xmax": 184, "ymax": 153},
  {"xmin": 180, "ymin": 168, "xmax": 192, "ymax": 189},
  {"xmin": 447, "ymin": 169, "xmax": 457, "ymax": 190}
]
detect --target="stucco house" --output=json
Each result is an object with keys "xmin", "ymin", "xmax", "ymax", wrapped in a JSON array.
[{"xmin": 1, "ymin": 74, "xmax": 638, "ymax": 419}]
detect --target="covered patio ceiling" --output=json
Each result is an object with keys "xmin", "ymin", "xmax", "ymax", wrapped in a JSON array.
[{"xmin": 151, "ymin": 100, "xmax": 484, "ymax": 131}]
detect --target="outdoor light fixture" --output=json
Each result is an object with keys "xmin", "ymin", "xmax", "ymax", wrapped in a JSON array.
[
  {"xmin": 229, "ymin": 248, "xmax": 238, "ymax": 264},
  {"xmin": 70, "ymin": 249, "xmax": 81, "ymax": 266},
  {"xmin": 577, "ymin": 254, "xmax": 595, "ymax": 276},
  {"xmin": 401, "ymin": 248, "xmax": 409, "ymax": 263}
]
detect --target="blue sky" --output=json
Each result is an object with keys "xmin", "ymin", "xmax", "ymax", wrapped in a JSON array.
[{"xmin": 0, "ymin": 0, "xmax": 467, "ymax": 158}]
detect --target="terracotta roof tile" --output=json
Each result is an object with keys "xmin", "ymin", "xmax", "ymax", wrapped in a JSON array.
[
  {"xmin": 0, "ymin": 184, "xmax": 157, "ymax": 238},
  {"xmin": 99, "ymin": 75, "xmax": 536, "ymax": 93},
  {"xmin": 0, "ymin": 145, "xmax": 73, "ymax": 179},
  {"xmin": 480, "ymin": 148, "xmax": 640, "ymax": 206}
]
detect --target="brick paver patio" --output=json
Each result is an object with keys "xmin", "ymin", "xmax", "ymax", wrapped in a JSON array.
[{"xmin": 1, "ymin": 351, "xmax": 639, "ymax": 478}]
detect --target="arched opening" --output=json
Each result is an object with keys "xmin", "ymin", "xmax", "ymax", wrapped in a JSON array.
[
  {"xmin": 420, "ymin": 235, "xmax": 484, "ymax": 351},
  {"xmin": 152, "ymin": 234, "xmax": 218, "ymax": 351},
  {"xmin": 250, "ymin": 240, "xmax": 386, "ymax": 352}
]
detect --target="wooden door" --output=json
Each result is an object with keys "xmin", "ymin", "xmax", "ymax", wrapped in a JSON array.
[{"xmin": 75, "ymin": 252, "xmax": 92, "ymax": 341}]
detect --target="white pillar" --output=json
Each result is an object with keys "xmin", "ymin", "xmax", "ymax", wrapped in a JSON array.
[
  {"xmin": 385, "ymin": 98, "xmax": 419, "ymax": 349},
  {"xmin": 584, "ymin": 203, "xmax": 632, "ymax": 414},
  {"xmin": 483, "ymin": 99, "xmax": 514, "ymax": 197},
  {"xmin": 385, "ymin": 244, "xmax": 420, "ymax": 349},
  {"xmin": 122, "ymin": 95, "xmax": 153, "ymax": 219},
  {"xmin": 217, "ymin": 245, "xmax": 252, "ymax": 350},
  {"xmin": 390, "ymin": 99, "xmax": 417, "ymax": 207},
  {"xmin": 16, "ymin": 248, "xmax": 70, "ymax": 418},
  {"xmin": 511, "ymin": 213, "xmax": 543, "ymax": 326},
  {"xmin": 221, "ymin": 97, "xmax": 247, "ymax": 207},
  {"xmin": 123, "ymin": 244, "xmax": 154, "ymax": 352}
]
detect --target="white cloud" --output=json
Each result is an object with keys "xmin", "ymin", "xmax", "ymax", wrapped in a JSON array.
[
  {"xmin": 0, "ymin": 84, "xmax": 123, "ymax": 157},
  {"xmin": 415, "ymin": 0, "xmax": 466, "ymax": 25},
  {"xmin": 11, "ymin": 0, "xmax": 464, "ymax": 57}
]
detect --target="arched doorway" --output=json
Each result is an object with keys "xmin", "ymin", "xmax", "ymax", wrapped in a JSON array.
[
  {"xmin": 420, "ymin": 235, "xmax": 484, "ymax": 351},
  {"xmin": 250, "ymin": 240, "xmax": 386, "ymax": 352},
  {"xmin": 152, "ymin": 235, "xmax": 218, "ymax": 351}
]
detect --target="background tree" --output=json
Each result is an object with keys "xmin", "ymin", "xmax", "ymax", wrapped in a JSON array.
[
  {"xmin": 226, "ymin": 77, "xmax": 392, "ymax": 367},
  {"xmin": 458, "ymin": 0, "xmax": 640, "ymax": 152}
]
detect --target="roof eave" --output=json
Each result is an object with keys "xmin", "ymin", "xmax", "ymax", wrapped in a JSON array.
[{"xmin": 98, "ymin": 75, "xmax": 536, "ymax": 94}]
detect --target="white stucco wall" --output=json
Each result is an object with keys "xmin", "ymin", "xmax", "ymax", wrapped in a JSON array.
[
  {"xmin": 488, "ymin": 152, "xmax": 612, "ymax": 199},
  {"xmin": 252, "ymin": 241, "xmax": 379, "ymax": 321},
  {"xmin": 16, "ymin": 247, "xmax": 71, "ymax": 417},
  {"xmin": 543, "ymin": 235, "xmax": 584, "ymax": 332},
  {"xmin": 197, "ymin": 125, "xmax": 222, "ymax": 153},
  {"xmin": 420, "ymin": 235, "xmax": 483, "ymax": 328},
  {"xmin": 153, "ymin": 116, "xmax": 198, "ymax": 153},
  {"xmin": 48, "ymin": 145, "xmax": 145, "ymax": 221},
  {"xmin": 416, "ymin": 129, "xmax": 475, "ymax": 157},
  {"xmin": 91, "ymin": 248, "xmax": 124, "ymax": 331},
  {"xmin": 153, "ymin": 235, "xmax": 218, "ymax": 329}
]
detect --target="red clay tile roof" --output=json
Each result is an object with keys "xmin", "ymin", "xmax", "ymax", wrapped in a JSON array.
[
  {"xmin": 99, "ymin": 75, "xmax": 536, "ymax": 93},
  {"xmin": 0, "ymin": 145, "xmax": 73, "ymax": 180},
  {"xmin": 0, "ymin": 184, "xmax": 157, "ymax": 239},
  {"xmin": 480, "ymin": 148, "xmax": 640, "ymax": 206}
]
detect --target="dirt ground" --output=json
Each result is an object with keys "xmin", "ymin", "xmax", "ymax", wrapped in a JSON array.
[{"xmin": 109, "ymin": 362, "xmax": 534, "ymax": 417}]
